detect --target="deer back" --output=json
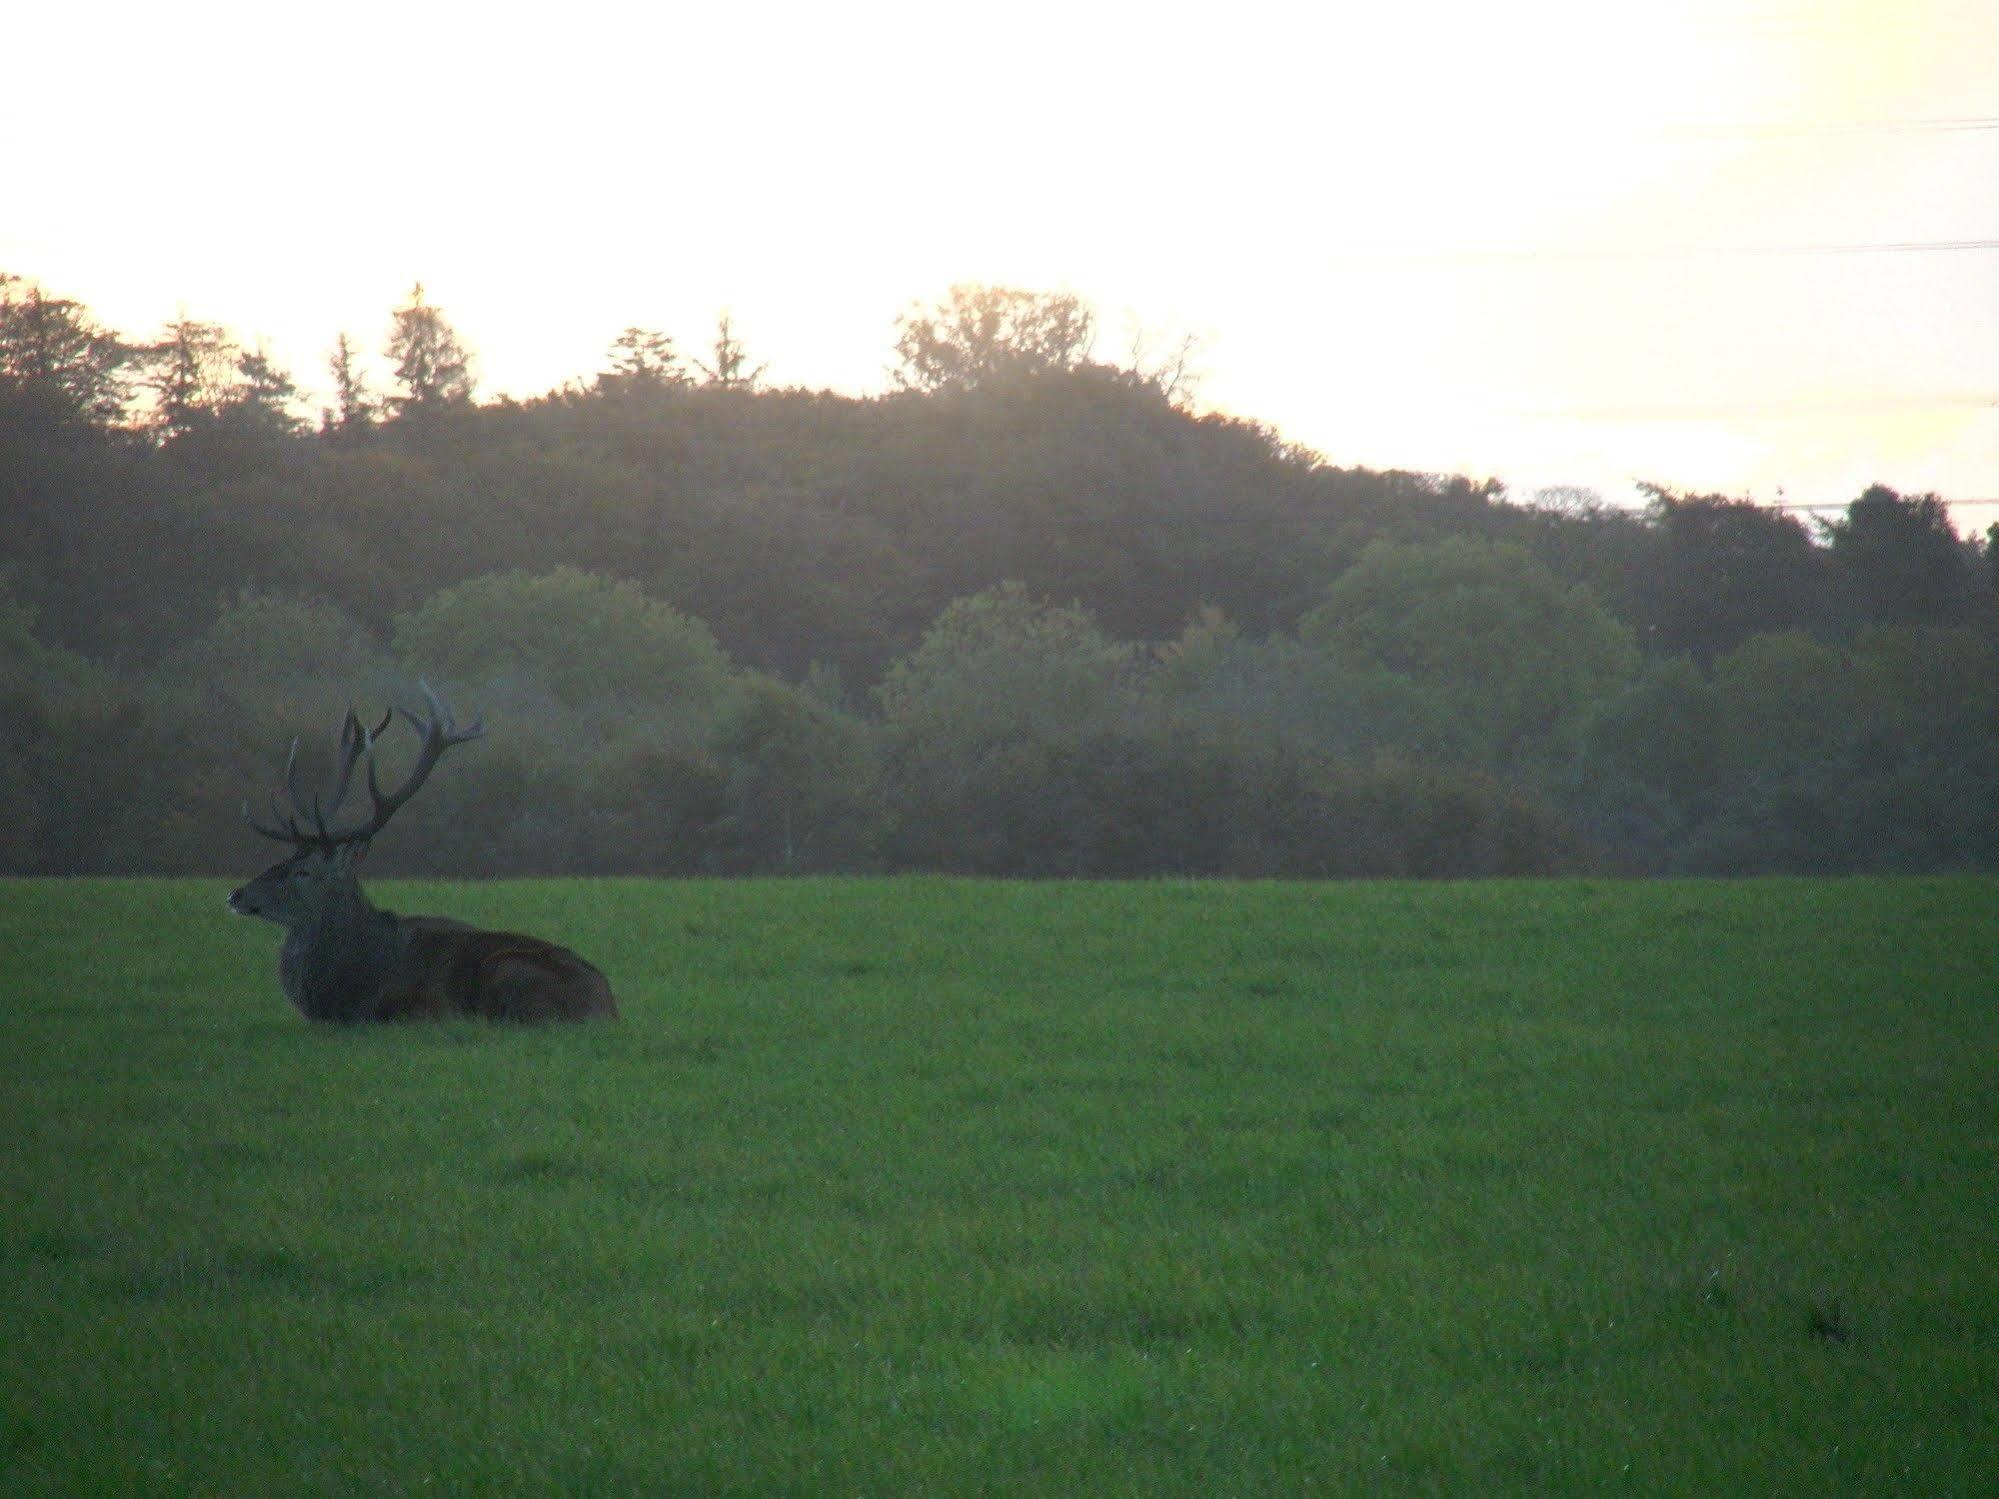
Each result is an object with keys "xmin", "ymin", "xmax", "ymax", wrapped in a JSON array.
[{"xmin": 379, "ymin": 917, "xmax": 620, "ymax": 1023}]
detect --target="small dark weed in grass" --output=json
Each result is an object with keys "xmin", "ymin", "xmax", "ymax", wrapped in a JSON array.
[{"xmin": 1807, "ymin": 1295, "xmax": 1855, "ymax": 1345}]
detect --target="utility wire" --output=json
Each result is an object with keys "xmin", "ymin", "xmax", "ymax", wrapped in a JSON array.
[
  {"xmin": 1667, "ymin": 115, "xmax": 1999, "ymax": 137},
  {"xmin": 1720, "ymin": 238, "xmax": 1999, "ymax": 255},
  {"xmin": 1519, "ymin": 395, "xmax": 1998, "ymax": 419},
  {"xmin": 1763, "ymin": 497, "xmax": 1999, "ymax": 510},
  {"xmin": 1779, "ymin": 239, "xmax": 1999, "ymax": 254},
  {"xmin": 1398, "ymin": 238, "xmax": 1999, "ymax": 263}
]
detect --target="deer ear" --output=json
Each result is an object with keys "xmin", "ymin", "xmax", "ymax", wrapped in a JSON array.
[{"xmin": 334, "ymin": 841, "xmax": 370, "ymax": 875}]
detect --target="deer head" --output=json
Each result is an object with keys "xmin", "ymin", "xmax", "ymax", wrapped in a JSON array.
[{"xmin": 228, "ymin": 681, "xmax": 482, "ymax": 927}]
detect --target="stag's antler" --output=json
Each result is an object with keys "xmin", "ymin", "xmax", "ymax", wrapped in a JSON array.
[
  {"xmin": 245, "ymin": 681, "xmax": 482, "ymax": 850},
  {"xmin": 351, "ymin": 680, "xmax": 485, "ymax": 844},
  {"xmin": 246, "ymin": 705, "xmax": 389, "ymax": 847}
]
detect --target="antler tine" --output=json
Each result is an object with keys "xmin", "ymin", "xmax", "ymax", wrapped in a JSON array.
[
  {"xmin": 278, "ymin": 791, "xmax": 311, "ymax": 842},
  {"xmin": 317, "ymin": 707, "xmax": 393, "ymax": 835},
  {"xmin": 244, "ymin": 736, "xmax": 321, "ymax": 846},
  {"xmin": 353, "ymin": 681, "xmax": 484, "ymax": 844},
  {"xmin": 246, "ymin": 793, "xmax": 316, "ymax": 847},
  {"xmin": 281, "ymin": 736, "xmax": 307, "ymax": 821},
  {"xmin": 244, "ymin": 687, "xmax": 481, "ymax": 852},
  {"xmin": 244, "ymin": 795, "xmax": 303, "ymax": 845},
  {"xmin": 248, "ymin": 704, "xmax": 407, "ymax": 850},
  {"xmin": 411, "ymin": 678, "xmax": 484, "ymax": 745}
]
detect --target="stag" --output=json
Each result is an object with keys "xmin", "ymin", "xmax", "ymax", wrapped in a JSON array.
[{"xmin": 228, "ymin": 683, "xmax": 618, "ymax": 1024}]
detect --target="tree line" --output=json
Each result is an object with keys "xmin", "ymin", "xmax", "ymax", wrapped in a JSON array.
[{"xmin": 4, "ymin": 274, "xmax": 1994, "ymax": 877}]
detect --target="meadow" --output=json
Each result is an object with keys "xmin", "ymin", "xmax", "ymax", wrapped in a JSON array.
[{"xmin": 1, "ymin": 876, "xmax": 1994, "ymax": 1495}]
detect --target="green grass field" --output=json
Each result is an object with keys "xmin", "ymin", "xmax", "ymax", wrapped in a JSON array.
[{"xmin": 2, "ymin": 877, "xmax": 1995, "ymax": 1495}]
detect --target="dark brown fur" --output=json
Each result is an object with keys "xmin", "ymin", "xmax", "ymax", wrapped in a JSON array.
[
  {"xmin": 376, "ymin": 919, "xmax": 619, "ymax": 1023},
  {"xmin": 235, "ymin": 855, "xmax": 620, "ymax": 1025},
  {"xmin": 231, "ymin": 687, "xmax": 618, "ymax": 1025}
]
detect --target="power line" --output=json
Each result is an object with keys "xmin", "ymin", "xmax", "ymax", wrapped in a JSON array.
[
  {"xmin": 1407, "ymin": 237, "xmax": 1999, "ymax": 263},
  {"xmin": 1520, "ymin": 395, "xmax": 1999, "ymax": 420},
  {"xmin": 1770, "ymin": 238, "xmax": 1999, "ymax": 255},
  {"xmin": 1668, "ymin": 115, "xmax": 1999, "ymax": 138},
  {"xmin": 1764, "ymin": 497, "xmax": 1999, "ymax": 510}
]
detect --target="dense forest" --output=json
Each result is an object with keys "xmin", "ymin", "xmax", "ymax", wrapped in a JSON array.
[{"xmin": 4, "ymin": 274, "xmax": 1995, "ymax": 877}]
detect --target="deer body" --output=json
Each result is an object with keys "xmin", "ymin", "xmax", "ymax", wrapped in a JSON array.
[
  {"xmin": 230, "ymin": 685, "xmax": 617, "ymax": 1025},
  {"xmin": 239, "ymin": 871, "xmax": 615, "ymax": 1024}
]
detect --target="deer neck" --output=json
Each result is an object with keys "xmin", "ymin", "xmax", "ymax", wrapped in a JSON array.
[{"xmin": 279, "ymin": 876, "xmax": 401, "ymax": 1023}]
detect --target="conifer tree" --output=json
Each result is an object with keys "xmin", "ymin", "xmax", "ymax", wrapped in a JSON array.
[
  {"xmin": 695, "ymin": 312, "xmax": 766, "ymax": 390},
  {"xmin": 601, "ymin": 327, "xmax": 686, "ymax": 392},
  {"xmin": 384, "ymin": 282, "xmax": 474, "ymax": 417},
  {"xmin": 0, "ymin": 272, "xmax": 134, "ymax": 431},
  {"xmin": 323, "ymin": 332, "xmax": 377, "ymax": 438},
  {"xmin": 222, "ymin": 346, "xmax": 305, "ymax": 435},
  {"xmin": 143, "ymin": 314, "xmax": 237, "ymax": 441}
]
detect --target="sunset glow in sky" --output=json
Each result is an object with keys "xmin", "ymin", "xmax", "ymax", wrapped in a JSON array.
[{"xmin": 7, "ymin": 0, "xmax": 1996, "ymax": 523}]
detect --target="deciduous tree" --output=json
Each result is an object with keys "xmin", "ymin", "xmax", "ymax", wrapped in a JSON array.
[
  {"xmin": 1824, "ymin": 484, "xmax": 1975, "ymax": 628},
  {"xmin": 391, "ymin": 567, "xmax": 731, "ymax": 708},
  {"xmin": 892, "ymin": 284, "xmax": 1095, "ymax": 392},
  {"xmin": 1630, "ymin": 487, "xmax": 1831, "ymax": 660},
  {"xmin": 1301, "ymin": 537, "xmax": 1638, "ymax": 768}
]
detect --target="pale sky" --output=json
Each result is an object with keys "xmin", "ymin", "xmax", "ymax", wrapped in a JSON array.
[{"xmin": 6, "ymin": 1, "xmax": 1996, "ymax": 529}]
